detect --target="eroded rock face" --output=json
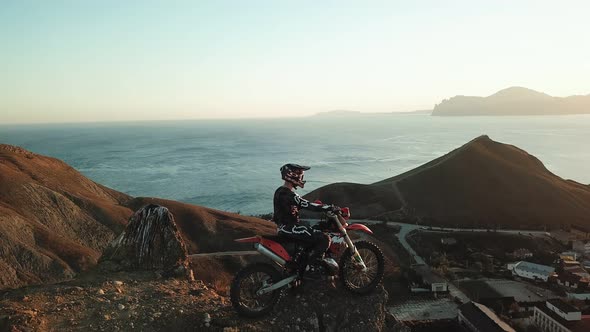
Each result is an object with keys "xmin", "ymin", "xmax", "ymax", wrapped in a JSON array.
[
  {"xmin": 273, "ymin": 283, "xmax": 390, "ymax": 331},
  {"xmin": 0, "ymin": 144, "xmax": 132, "ymax": 289},
  {"xmin": 99, "ymin": 204, "xmax": 190, "ymax": 278}
]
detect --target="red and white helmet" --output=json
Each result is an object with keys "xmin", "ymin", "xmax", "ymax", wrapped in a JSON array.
[{"xmin": 280, "ymin": 163, "xmax": 310, "ymax": 188}]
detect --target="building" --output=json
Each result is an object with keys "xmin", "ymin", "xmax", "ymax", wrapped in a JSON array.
[
  {"xmin": 458, "ymin": 301, "xmax": 516, "ymax": 332},
  {"xmin": 571, "ymin": 225, "xmax": 590, "ymax": 240},
  {"xmin": 410, "ymin": 264, "xmax": 448, "ymax": 293},
  {"xmin": 556, "ymin": 272, "xmax": 589, "ymax": 291},
  {"xmin": 561, "ymin": 262, "xmax": 590, "ymax": 280},
  {"xmin": 507, "ymin": 261, "xmax": 555, "ymax": 282},
  {"xmin": 440, "ymin": 237, "xmax": 457, "ymax": 246},
  {"xmin": 532, "ymin": 299, "xmax": 590, "ymax": 332},
  {"xmin": 561, "ymin": 251, "xmax": 579, "ymax": 261},
  {"xmin": 457, "ymin": 280, "xmax": 516, "ymax": 314},
  {"xmin": 511, "ymin": 248, "xmax": 533, "ymax": 259},
  {"xmin": 552, "ymin": 230, "xmax": 579, "ymax": 245},
  {"xmin": 572, "ymin": 241, "xmax": 590, "ymax": 257}
]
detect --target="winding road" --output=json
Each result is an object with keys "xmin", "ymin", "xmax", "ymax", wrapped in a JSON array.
[{"xmin": 188, "ymin": 218, "xmax": 552, "ymax": 303}]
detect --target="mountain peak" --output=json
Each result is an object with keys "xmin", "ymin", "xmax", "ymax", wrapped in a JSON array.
[
  {"xmin": 469, "ymin": 135, "xmax": 492, "ymax": 143},
  {"xmin": 489, "ymin": 86, "xmax": 549, "ymax": 99},
  {"xmin": 305, "ymin": 136, "xmax": 590, "ymax": 228}
]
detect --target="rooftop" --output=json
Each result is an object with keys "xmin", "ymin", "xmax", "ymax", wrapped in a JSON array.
[
  {"xmin": 536, "ymin": 303, "xmax": 590, "ymax": 332},
  {"xmin": 514, "ymin": 261, "xmax": 555, "ymax": 275},
  {"xmin": 547, "ymin": 299, "xmax": 579, "ymax": 314},
  {"xmin": 459, "ymin": 301, "xmax": 515, "ymax": 332},
  {"xmin": 484, "ymin": 279, "xmax": 559, "ymax": 302},
  {"xmin": 388, "ymin": 295, "xmax": 459, "ymax": 321}
]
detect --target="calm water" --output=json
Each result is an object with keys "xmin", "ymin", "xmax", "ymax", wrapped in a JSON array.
[{"xmin": 1, "ymin": 114, "xmax": 589, "ymax": 215}]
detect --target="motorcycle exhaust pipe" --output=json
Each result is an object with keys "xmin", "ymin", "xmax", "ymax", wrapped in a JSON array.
[{"xmin": 254, "ymin": 243, "xmax": 286, "ymax": 265}]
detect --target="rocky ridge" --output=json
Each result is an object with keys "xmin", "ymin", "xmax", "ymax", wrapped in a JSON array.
[{"xmin": 305, "ymin": 135, "xmax": 590, "ymax": 229}]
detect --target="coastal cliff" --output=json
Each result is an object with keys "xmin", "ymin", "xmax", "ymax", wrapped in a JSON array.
[{"xmin": 432, "ymin": 87, "xmax": 590, "ymax": 116}]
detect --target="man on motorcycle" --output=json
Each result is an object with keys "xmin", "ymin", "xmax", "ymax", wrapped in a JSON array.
[{"xmin": 273, "ymin": 163, "xmax": 340, "ymax": 272}]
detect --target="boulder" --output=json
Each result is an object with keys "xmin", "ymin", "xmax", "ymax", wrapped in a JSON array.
[
  {"xmin": 290, "ymin": 283, "xmax": 389, "ymax": 331},
  {"xmin": 99, "ymin": 204, "xmax": 191, "ymax": 278}
]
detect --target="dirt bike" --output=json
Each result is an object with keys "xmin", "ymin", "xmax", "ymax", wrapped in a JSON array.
[{"xmin": 230, "ymin": 207, "xmax": 385, "ymax": 317}]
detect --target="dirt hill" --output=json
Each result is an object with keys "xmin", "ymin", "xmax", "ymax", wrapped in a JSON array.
[
  {"xmin": 432, "ymin": 86, "xmax": 590, "ymax": 116},
  {"xmin": 0, "ymin": 144, "xmax": 274, "ymax": 290},
  {"xmin": 305, "ymin": 136, "xmax": 590, "ymax": 229},
  {"xmin": 0, "ymin": 144, "xmax": 132, "ymax": 289}
]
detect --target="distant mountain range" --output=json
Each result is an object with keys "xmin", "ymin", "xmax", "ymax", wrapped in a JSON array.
[
  {"xmin": 432, "ymin": 87, "xmax": 590, "ymax": 116},
  {"xmin": 305, "ymin": 135, "xmax": 590, "ymax": 229},
  {"xmin": 313, "ymin": 109, "xmax": 432, "ymax": 116}
]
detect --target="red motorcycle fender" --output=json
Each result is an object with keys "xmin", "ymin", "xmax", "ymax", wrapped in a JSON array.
[
  {"xmin": 235, "ymin": 236, "xmax": 292, "ymax": 262},
  {"xmin": 259, "ymin": 238, "xmax": 292, "ymax": 262},
  {"xmin": 346, "ymin": 223, "xmax": 373, "ymax": 234}
]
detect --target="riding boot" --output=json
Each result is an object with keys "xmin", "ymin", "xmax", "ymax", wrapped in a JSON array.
[{"xmin": 304, "ymin": 250, "xmax": 325, "ymax": 279}]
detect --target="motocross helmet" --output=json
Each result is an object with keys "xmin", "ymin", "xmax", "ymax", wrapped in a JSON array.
[{"xmin": 280, "ymin": 163, "xmax": 310, "ymax": 188}]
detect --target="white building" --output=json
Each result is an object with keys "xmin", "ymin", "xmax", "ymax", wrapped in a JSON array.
[
  {"xmin": 507, "ymin": 261, "xmax": 555, "ymax": 282},
  {"xmin": 511, "ymin": 248, "xmax": 533, "ymax": 259},
  {"xmin": 532, "ymin": 299, "xmax": 590, "ymax": 332}
]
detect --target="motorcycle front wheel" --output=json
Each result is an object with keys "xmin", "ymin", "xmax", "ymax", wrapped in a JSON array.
[
  {"xmin": 339, "ymin": 240, "xmax": 385, "ymax": 294},
  {"xmin": 230, "ymin": 263, "xmax": 282, "ymax": 317}
]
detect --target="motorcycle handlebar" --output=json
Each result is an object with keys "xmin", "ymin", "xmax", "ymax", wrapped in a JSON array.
[{"xmin": 326, "ymin": 210, "xmax": 349, "ymax": 227}]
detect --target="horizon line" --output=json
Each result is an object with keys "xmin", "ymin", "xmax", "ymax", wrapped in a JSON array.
[{"xmin": 0, "ymin": 109, "xmax": 432, "ymax": 126}]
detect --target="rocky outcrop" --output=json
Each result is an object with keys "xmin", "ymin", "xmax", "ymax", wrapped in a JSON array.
[
  {"xmin": 267, "ymin": 283, "xmax": 390, "ymax": 331},
  {"xmin": 126, "ymin": 197, "xmax": 276, "ymax": 254},
  {"xmin": 99, "ymin": 205, "xmax": 191, "ymax": 278}
]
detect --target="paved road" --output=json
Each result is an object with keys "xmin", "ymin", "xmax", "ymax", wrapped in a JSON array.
[
  {"xmin": 314, "ymin": 218, "xmax": 550, "ymax": 266},
  {"xmin": 344, "ymin": 219, "xmax": 554, "ymax": 303},
  {"xmin": 416, "ymin": 225, "xmax": 550, "ymax": 237}
]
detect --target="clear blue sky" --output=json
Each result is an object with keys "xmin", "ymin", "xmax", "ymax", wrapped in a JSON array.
[{"xmin": 1, "ymin": 0, "xmax": 589, "ymax": 123}]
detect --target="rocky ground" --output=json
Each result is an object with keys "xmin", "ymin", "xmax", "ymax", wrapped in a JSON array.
[{"xmin": 0, "ymin": 270, "xmax": 391, "ymax": 332}]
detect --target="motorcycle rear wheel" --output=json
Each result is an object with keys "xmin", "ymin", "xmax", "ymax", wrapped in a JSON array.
[
  {"xmin": 230, "ymin": 263, "xmax": 282, "ymax": 317},
  {"xmin": 339, "ymin": 240, "xmax": 385, "ymax": 294}
]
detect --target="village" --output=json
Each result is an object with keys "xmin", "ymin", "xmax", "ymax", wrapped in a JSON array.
[{"xmin": 379, "ymin": 223, "xmax": 590, "ymax": 332}]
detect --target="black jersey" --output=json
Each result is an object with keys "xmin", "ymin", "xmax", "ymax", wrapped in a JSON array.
[{"xmin": 272, "ymin": 186, "xmax": 332, "ymax": 227}]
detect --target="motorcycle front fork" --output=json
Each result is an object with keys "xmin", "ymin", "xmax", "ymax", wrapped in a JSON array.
[{"xmin": 331, "ymin": 216, "xmax": 368, "ymax": 271}]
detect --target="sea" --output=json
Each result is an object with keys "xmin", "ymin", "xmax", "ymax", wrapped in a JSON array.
[{"xmin": 1, "ymin": 114, "xmax": 589, "ymax": 215}]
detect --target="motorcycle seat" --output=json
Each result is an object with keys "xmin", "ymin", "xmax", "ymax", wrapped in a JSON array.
[{"xmin": 262, "ymin": 235, "xmax": 301, "ymax": 244}]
